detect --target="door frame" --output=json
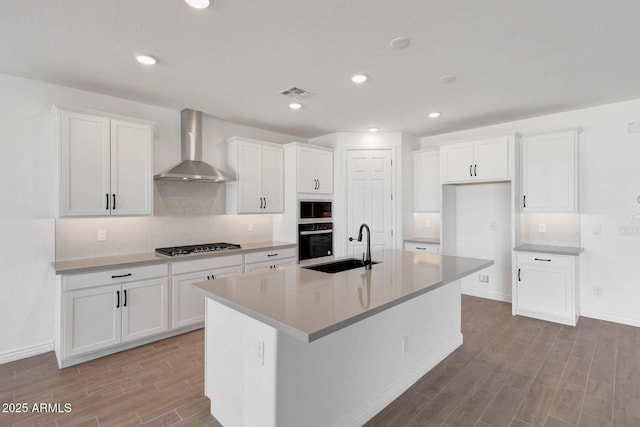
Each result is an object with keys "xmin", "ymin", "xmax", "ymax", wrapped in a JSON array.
[{"xmin": 338, "ymin": 146, "xmax": 398, "ymax": 257}]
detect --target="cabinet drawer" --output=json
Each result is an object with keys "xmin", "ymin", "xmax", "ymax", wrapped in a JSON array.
[
  {"xmin": 244, "ymin": 258, "xmax": 296, "ymax": 273},
  {"xmin": 404, "ymin": 242, "xmax": 440, "ymax": 254},
  {"xmin": 516, "ymin": 252, "xmax": 572, "ymax": 269},
  {"xmin": 171, "ymin": 254, "xmax": 243, "ymax": 275},
  {"xmin": 244, "ymin": 247, "xmax": 296, "ymax": 264},
  {"xmin": 63, "ymin": 264, "xmax": 168, "ymax": 291}
]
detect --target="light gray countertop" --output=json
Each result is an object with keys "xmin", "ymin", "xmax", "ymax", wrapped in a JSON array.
[
  {"xmin": 513, "ymin": 244, "xmax": 583, "ymax": 257},
  {"xmin": 192, "ymin": 250, "xmax": 493, "ymax": 343},
  {"xmin": 404, "ymin": 236, "xmax": 441, "ymax": 244},
  {"xmin": 53, "ymin": 241, "xmax": 296, "ymax": 274}
]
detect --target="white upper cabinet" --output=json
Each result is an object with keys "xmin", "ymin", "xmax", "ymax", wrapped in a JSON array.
[
  {"xmin": 226, "ymin": 137, "xmax": 284, "ymax": 214},
  {"xmin": 521, "ymin": 129, "xmax": 578, "ymax": 212},
  {"xmin": 297, "ymin": 145, "xmax": 333, "ymax": 194},
  {"xmin": 413, "ymin": 149, "xmax": 439, "ymax": 212},
  {"xmin": 440, "ymin": 136, "xmax": 510, "ymax": 184},
  {"xmin": 57, "ymin": 107, "xmax": 153, "ymax": 217}
]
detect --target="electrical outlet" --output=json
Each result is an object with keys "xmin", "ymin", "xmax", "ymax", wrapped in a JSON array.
[
  {"xmin": 538, "ymin": 224, "xmax": 546, "ymax": 233},
  {"xmin": 593, "ymin": 225, "xmax": 601, "ymax": 235},
  {"xmin": 256, "ymin": 341, "xmax": 264, "ymax": 365},
  {"xmin": 402, "ymin": 336, "xmax": 409, "ymax": 354},
  {"xmin": 479, "ymin": 274, "xmax": 489, "ymax": 283},
  {"xmin": 248, "ymin": 223, "xmax": 254, "ymax": 232},
  {"xmin": 593, "ymin": 287, "xmax": 603, "ymax": 297},
  {"xmin": 97, "ymin": 230, "xmax": 107, "ymax": 241}
]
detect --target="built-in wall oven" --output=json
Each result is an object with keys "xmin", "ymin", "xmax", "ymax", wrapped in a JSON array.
[
  {"xmin": 298, "ymin": 222, "xmax": 333, "ymax": 261},
  {"xmin": 298, "ymin": 200, "xmax": 333, "ymax": 261}
]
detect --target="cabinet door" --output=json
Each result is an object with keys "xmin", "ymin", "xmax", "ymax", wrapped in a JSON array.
[
  {"xmin": 522, "ymin": 131, "xmax": 576, "ymax": 212},
  {"xmin": 60, "ymin": 111, "xmax": 111, "ymax": 216},
  {"xmin": 63, "ymin": 285, "xmax": 121, "ymax": 357},
  {"xmin": 474, "ymin": 137, "xmax": 509, "ymax": 181},
  {"xmin": 110, "ymin": 120, "xmax": 153, "ymax": 216},
  {"xmin": 516, "ymin": 265, "xmax": 570, "ymax": 318},
  {"xmin": 237, "ymin": 141, "xmax": 264, "ymax": 213},
  {"xmin": 315, "ymin": 150, "xmax": 334, "ymax": 194},
  {"xmin": 441, "ymin": 142, "xmax": 474, "ymax": 183},
  {"xmin": 121, "ymin": 278, "xmax": 169, "ymax": 342},
  {"xmin": 413, "ymin": 150, "xmax": 439, "ymax": 212},
  {"xmin": 297, "ymin": 147, "xmax": 318, "ymax": 193},
  {"xmin": 172, "ymin": 266, "xmax": 242, "ymax": 329},
  {"xmin": 261, "ymin": 144, "xmax": 284, "ymax": 213}
]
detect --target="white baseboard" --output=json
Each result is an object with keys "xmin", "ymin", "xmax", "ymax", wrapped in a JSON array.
[
  {"xmin": 0, "ymin": 341, "xmax": 53, "ymax": 365},
  {"xmin": 580, "ymin": 309, "xmax": 640, "ymax": 328},
  {"xmin": 339, "ymin": 333, "xmax": 463, "ymax": 427},
  {"xmin": 462, "ymin": 287, "xmax": 511, "ymax": 303}
]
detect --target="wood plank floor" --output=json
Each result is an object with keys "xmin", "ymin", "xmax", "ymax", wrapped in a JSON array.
[{"xmin": 1, "ymin": 295, "xmax": 638, "ymax": 426}]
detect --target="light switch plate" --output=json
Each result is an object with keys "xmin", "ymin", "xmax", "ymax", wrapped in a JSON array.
[
  {"xmin": 97, "ymin": 230, "xmax": 107, "ymax": 241},
  {"xmin": 538, "ymin": 224, "xmax": 546, "ymax": 233}
]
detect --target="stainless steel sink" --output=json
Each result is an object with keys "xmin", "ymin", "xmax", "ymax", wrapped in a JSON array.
[{"xmin": 303, "ymin": 258, "xmax": 379, "ymax": 274}]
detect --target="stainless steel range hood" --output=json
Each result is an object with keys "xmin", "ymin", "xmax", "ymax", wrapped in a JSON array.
[{"xmin": 154, "ymin": 109, "xmax": 234, "ymax": 183}]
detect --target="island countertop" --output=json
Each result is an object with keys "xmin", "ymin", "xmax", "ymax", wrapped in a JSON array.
[{"xmin": 192, "ymin": 250, "xmax": 493, "ymax": 343}]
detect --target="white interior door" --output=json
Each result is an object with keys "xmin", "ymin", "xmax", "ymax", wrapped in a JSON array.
[{"xmin": 346, "ymin": 149, "xmax": 393, "ymax": 258}]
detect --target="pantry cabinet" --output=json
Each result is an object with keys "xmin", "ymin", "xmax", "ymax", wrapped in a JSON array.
[
  {"xmin": 226, "ymin": 137, "xmax": 284, "ymax": 214},
  {"xmin": 440, "ymin": 136, "xmax": 510, "ymax": 184},
  {"xmin": 56, "ymin": 107, "xmax": 153, "ymax": 217},
  {"xmin": 521, "ymin": 129, "xmax": 578, "ymax": 212},
  {"xmin": 513, "ymin": 251, "xmax": 578, "ymax": 326},
  {"xmin": 297, "ymin": 145, "xmax": 333, "ymax": 194},
  {"xmin": 413, "ymin": 149, "xmax": 439, "ymax": 212}
]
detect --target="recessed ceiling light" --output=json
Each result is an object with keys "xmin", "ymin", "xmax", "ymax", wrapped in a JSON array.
[
  {"xmin": 438, "ymin": 75, "xmax": 456, "ymax": 84},
  {"xmin": 135, "ymin": 54, "xmax": 157, "ymax": 65},
  {"xmin": 289, "ymin": 102, "xmax": 302, "ymax": 110},
  {"xmin": 351, "ymin": 74, "xmax": 368, "ymax": 84},
  {"xmin": 368, "ymin": 127, "xmax": 379, "ymax": 133},
  {"xmin": 390, "ymin": 37, "xmax": 410, "ymax": 49},
  {"xmin": 428, "ymin": 112, "xmax": 441, "ymax": 118},
  {"xmin": 184, "ymin": 0, "xmax": 211, "ymax": 9}
]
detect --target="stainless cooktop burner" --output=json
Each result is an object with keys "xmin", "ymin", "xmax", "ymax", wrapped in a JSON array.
[{"xmin": 155, "ymin": 242, "xmax": 241, "ymax": 257}]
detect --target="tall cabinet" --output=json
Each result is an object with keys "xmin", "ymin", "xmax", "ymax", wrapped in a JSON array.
[
  {"xmin": 226, "ymin": 137, "xmax": 284, "ymax": 214},
  {"xmin": 55, "ymin": 107, "xmax": 153, "ymax": 217}
]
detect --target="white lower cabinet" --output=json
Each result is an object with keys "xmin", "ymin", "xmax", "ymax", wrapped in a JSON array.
[
  {"xmin": 171, "ymin": 264, "xmax": 243, "ymax": 329},
  {"xmin": 404, "ymin": 241, "xmax": 440, "ymax": 254},
  {"xmin": 121, "ymin": 278, "xmax": 169, "ymax": 342},
  {"xmin": 243, "ymin": 247, "xmax": 296, "ymax": 273},
  {"xmin": 63, "ymin": 284, "xmax": 122, "ymax": 357},
  {"xmin": 513, "ymin": 252, "xmax": 578, "ymax": 326}
]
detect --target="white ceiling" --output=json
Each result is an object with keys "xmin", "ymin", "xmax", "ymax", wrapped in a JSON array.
[{"xmin": 1, "ymin": 0, "xmax": 639, "ymax": 138}]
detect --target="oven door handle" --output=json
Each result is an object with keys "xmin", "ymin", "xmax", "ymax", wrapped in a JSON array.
[{"xmin": 299, "ymin": 230, "xmax": 333, "ymax": 235}]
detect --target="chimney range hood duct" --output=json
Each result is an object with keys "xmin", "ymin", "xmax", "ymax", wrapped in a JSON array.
[{"xmin": 154, "ymin": 109, "xmax": 234, "ymax": 183}]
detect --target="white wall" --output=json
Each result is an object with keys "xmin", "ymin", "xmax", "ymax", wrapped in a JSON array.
[
  {"xmin": 0, "ymin": 72, "xmax": 305, "ymax": 362},
  {"xmin": 421, "ymin": 99, "xmax": 640, "ymax": 326}
]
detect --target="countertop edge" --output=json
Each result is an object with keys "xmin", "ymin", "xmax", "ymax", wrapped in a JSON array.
[
  {"xmin": 513, "ymin": 244, "xmax": 583, "ymax": 257},
  {"xmin": 54, "ymin": 241, "xmax": 297, "ymax": 274}
]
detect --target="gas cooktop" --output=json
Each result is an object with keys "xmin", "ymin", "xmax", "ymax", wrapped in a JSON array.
[{"xmin": 155, "ymin": 242, "xmax": 242, "ymax": 257}]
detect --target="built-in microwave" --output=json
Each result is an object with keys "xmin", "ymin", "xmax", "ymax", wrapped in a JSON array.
[{"xmin": 299, "ymin": 200, "xmax": 332, "ymax": 222}]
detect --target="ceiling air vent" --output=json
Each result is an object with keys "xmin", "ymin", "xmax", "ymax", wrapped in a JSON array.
[{"xmin": 280, "ymin": 86, "xmax": 312, "ymax": 98}]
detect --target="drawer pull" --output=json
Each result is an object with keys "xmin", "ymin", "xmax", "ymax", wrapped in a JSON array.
[
  {"xmin": 267, "ymin": 253, "xmax": 278, "ymax": 257},
  {"xmin": 111, "ymin": 273, "xmax": 132, "ymax": 279},
  {"xmin": 534, "ymin": 258, "xmax": 551, "ymax": 262},
  {"xmin": 416, "ymin": 247, "xmax": 426, "ymax": 250}
]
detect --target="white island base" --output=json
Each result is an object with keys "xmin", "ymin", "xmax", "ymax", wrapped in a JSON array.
[{"xmin": 204, "ymin": 280, "xmax": 462, "ymax": 427}]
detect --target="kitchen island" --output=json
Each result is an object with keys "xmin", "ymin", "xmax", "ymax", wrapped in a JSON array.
[{"xmin": 192, "ymin": 250, "xmax": 492, "ymax": 427}]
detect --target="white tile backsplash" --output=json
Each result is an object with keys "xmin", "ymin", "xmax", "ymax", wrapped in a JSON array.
[
  {"xmin": 55, "ymin": 215, "xmax": 274, "ymax": 261},
  {"xmin": 518, "ymin": 213, "xmax": 581, "ymax": 246}
]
